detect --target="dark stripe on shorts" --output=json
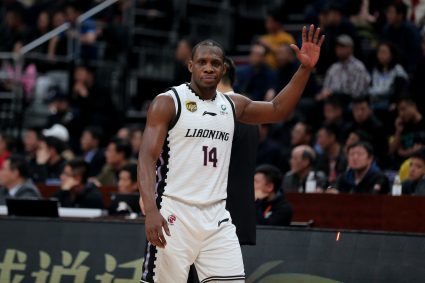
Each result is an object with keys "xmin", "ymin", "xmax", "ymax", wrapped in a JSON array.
[
  {"xmin": 140, "ymin": 240, "xmax": 158, "ymax": 282},
  {"xmin": 201, "ymin": 275, "xmax": 246, "ymax": 283}
]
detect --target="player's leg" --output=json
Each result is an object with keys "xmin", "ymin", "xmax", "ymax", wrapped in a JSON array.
[
  {"xmin": 141, "ymin": 197, "xmax": 198, "ymax": 283},
  {"xmin": 194, "ymin": 208, "xmax": 245, "ymax": 282}
]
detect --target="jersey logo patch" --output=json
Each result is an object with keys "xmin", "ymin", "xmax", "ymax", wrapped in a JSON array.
[
  {"xmin": 220, "ymin": 104, "xmax": 228, "ymax": 115},
  {"xmin": 167, "ymin": 214, "xmax": 177, "ymax": 225},
  {"xmin": 185, "ymin": 101, "xmax": 197, "ymax": 112},
  {"xmin": 202, "ymin": 111, "xmax": 217, "ymax": 116}
]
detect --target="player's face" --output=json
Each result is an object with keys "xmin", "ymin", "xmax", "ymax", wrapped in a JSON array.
[
  {"xmin": 408, "ymin": 158, "xmax": 425, "ymax": 182},
  {"xmin": 189, "ymin": 46, "xmax": 225, "ymax": 89}
]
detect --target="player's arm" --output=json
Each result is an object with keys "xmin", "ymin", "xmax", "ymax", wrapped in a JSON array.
[
  {"xmin": 138, "ymin": 94, "xmax": 175, "ymax": 248},
  {"xmin": 230, "ymin": 25, "xmax": 324, "ymax": 125}
]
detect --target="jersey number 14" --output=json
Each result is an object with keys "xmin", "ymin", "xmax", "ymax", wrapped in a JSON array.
[{"xmin": 202, "ymin": 146, "xmax": 218, "ymax": 167}]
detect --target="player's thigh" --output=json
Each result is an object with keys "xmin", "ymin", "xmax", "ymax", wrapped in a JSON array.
[{"xmin": 194, "ymin": 222, "xmax": 245, "ymax": 282}]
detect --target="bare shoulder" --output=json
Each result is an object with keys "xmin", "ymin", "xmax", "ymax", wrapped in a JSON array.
[
  {"xmin": 147, "ymin": 93, "xmax": 176, "ymax": 124},
  {"xmin": 227, "ymin": 93, "xmax": 251, "ymax": 119}
]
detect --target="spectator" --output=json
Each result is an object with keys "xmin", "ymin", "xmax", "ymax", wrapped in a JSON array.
[
  {"xmin": 0, "ymin": 133, "xmax": 13, "ymax": 169},
  {"xmin": 254, "ymin": 164, "xmax": 293, "ymax": 226},
  {"xmin": 48, "ymin": 9, "xmax": 68, "ymax": 59},
  {"xmin": 117, "ymin": 163, "xmax": 138, "ymax": 194},
  {"xmin": 64, "ymin": 1, "xmax": 98, "ymax": 61},
  {"xmin": 344, "ymin": 129, "xmax": 372, "ymax": 155},
  {"xmin": 95, "ymin": 138, "xmax": 132, "ymax": 186},
  {"xmin": 80, "ymin": 126, "xmax": 105, "ymax": 177},
  {"xmin": 0, "ymin": 6, "xmax": 28, "ymax": 52},
  {"xmin": 282, "ymin": 145, "xmax": 327, "ymax": 193},
  {"xmin": 22, "ymin": 128, "xmax": 42, "ymax": 162},
  {"xmin": 368, "ymin": 41, "xmax": 408, "ymax": 110},
  {"xmin": 398, "ymin": 131, "xmax": 425, "ymax": 181},
  {"xmin": 256, "ymin": 124, "xmax": 284, "ymax": 170},
  {"xmin": 291, "ymin": 121, "xmax": 314, "ymax": 147},
  {"xmin": 336, "ymin": 141, "xmax": 390, "ymax": 194},
  {"xmin": 116, "ymin": 126, "xmax": 131, "ymax": 141},
  {"xmin": 323, "ymin": 96, "xmax": 349, "ymax": 142},
  {"xmin": 28, "ymin": 10, "xmax": 51, "ymax": 53},
  {"xmin": 258, "ymin": 7, "xmax": 296, "ymax": 69},
  {"xmin": 402, "ymin": 149, "xmax": 425, "ymax": 195},
  {"xmin": 318, "ymin": 34, "xmax": 370, "ymax": 102},
  {"xmin": 130, "ymin": 125, "xmax": 144, "ymax": 158},
  {"xmin": 346, "ymin": 96, "xmax": 388, "ymax": 168},
  {"xmin": 173, "ymin": 38, "xmax": 193, "ymax": 85},
  {"xmin": 382, "ymin": 1, "xmax": 421, "ymax": 72},
  {"xmin": 389, "ymin": 97, "xmax": 425, "ymax": 163},
  {"xmin": 410, "ymin": 36, "xmax": 425, "ymax": 115},
  {"xmin": 30, "ymin": 136, "xmax": 67, "ymax": 184},
  {"xmin": 53, "ymin": 159, "xmax": 103, "ymax": 208},
  {"xmin": 234, "ymin": 43, "xmax": 277, "ymax": 101},
  {"xmin": 315, "ymin": 124, "xmax": 347, "ymax": 186},
  {"xmin": 0, "ymin": 155, "xmax": 41, "ymax": 205}
]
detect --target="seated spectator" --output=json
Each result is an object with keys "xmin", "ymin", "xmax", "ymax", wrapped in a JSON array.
[
  {"xmin": 382, "ymin": 1, "xmax": 421, "ymax": 73},
  {"xmin": 346, "ymin": 96, "xmax": 388, "ymax": 168},
  {"xmin": 256, "ymin": 124, "xmax": 284, "ymax": 170},
  {"xmin": 130, "ymin": 125, "xmax": 144, "ymax": 158},
  {"xmin": 368, "ymin": 41, "xmax": 408, "ymax": 110},
  {"xmin": 0, "ymin": 133, "xmax": 13, "ymax": 169},
  {"xmin": 282, "ymin": 145, "xmax": 327, "ymax": 193},
  {"xmin": 389, "ymin": 97, "xmax": 425, "ymax": 164},
  {"xmin": 290, "ymin": 121, "xmax": 313, "ymax": 147},
  {"xmin": 254, "ymin": 164, "xmax": 293, "ymax": 226},
  {"xmin": 173, "ymin": 38, "xmax": 193, "ymax": 85},
  {"xmin": 80, "ymin": 126, "xmax": 105, "ymax": 177},
  {"xmin": 323, "ymin": 96, "xmax": 349, "ymax": 142},
  {"xmin": 22, "ymin": 128, "xmax": 42, "ymax": 162},
  {"xmin": 234, "ymin": 43, "xmax": 277, "ymax": 101},
  {"xmin": 0, "ymin": 6, "xmax": 29, "ymax": 52},
  {"xmin": 117, "ymin": 163, "xmax": 138, "ymax": 194},
  {"xmin": 0, "ymin": 155, "xmax": 41, "ymax": 205},
  {"xmin": 410, "ymin": 36, "xmax": 425, "ymax": 116},
  {"xmin": 317, "ymin": 34, "xmax": 370, "ymax": 103},
  {"xmin": 258, "ymin": 7, "xmax": 295, "ymax": 69},
  {"xmin": 398, "ymin": 132, "xmax": 425, "ymax": 181},
  {"xmin": 315, "ymin": 124, "xmax": 347, "ymax": 186},
  {"xmin": 53, "ymin": 159, "xmax": 103, "ymax": 209},
  {"xmin": 48, "ymin": 9, "xmax": 68, "ymax": 59},
  {"xmin": 336, "ymin": 142, "xmax": 389, "ymax": 194},
  {"xmin": 30, "ymin": 136, "xmax": 67, "ymax": 184},
  {"xmin": 402, "ymin": 149, "xmax": 425, "ymax": 195},
  {"xmin": 95, "ymin": 138, "xmax": 132, "ymax": 186},
  {"xmin": 344, "ymin": 129, "xmax": 372, "ymax": 155}
]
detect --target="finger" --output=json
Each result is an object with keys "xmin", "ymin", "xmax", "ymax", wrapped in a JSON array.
[
  {"xmin": 158, "ymin": 231, "xmax": 167, "ymax": 247},
  {"xmin": 313, "ymin": 27, "xmax": 320, "ymax": 44},
  {"xmin": 302, "ymin": 26, "xmax": 307, "ymax": 43},
  {"xmin": 318, "ymin": 35, "xmax": 325, "ymax": 47},
  {"xmin": 290, "ymin": 44, "xmax": 300, "ymax": 55},
  {"xmin": 308, "ymin": 24, "xmax": 314, "ymax": 42},
  {"xmin": 163, "ymin": 220, "xmax": 171, "ymax": 236}
]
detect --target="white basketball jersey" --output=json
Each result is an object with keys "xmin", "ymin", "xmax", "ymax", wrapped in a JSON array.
[{"xmin": 156, "ymin": 83, "xmax": 235, "ymax": 205}]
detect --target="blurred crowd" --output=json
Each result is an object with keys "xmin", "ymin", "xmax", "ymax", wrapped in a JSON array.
[{"xmin": 0, "ymin": 0, "xmax": 425, "ymax": 224}]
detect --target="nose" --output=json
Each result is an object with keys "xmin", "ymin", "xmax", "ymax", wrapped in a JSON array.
[{"xmin": 203, "ymin": 63, "xmax": 213, "ymax": 73}]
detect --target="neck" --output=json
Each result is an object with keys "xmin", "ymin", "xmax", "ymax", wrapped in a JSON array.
[
  {"xmin": 216, "ymin": 83, "xmax": 233, "ymax": 93},
  {"xmin": 7, "ymin": 178, "xmax": 24, "ymax": 190},
  {"xmin": 266, "ymin": 191, "xmax": 276, "ymax": 202},
  {"xmin": 354, "ymin": 164, "xmax": 371, "ymax": 181},
  {"xmin": 190, "ymin": 80, "xmax": 216, "ymax": 100},
  {"xmin": 327, "ymin": 143, "xmax": 340, "ymax": 159}
]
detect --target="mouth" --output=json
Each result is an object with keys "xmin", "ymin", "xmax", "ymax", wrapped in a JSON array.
[{"xmin": 202, "ymin": 76, "xmax": 216, "ymax": 82}]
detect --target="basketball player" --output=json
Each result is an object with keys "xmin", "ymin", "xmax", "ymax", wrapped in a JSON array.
[{"xmin": 139, "ymin": 25, "xmax": 324, "ymax": 283}]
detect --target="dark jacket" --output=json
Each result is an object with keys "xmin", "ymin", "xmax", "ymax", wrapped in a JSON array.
[
  {"xmin": 255, "ymin": 193, "xmax": 293, "ymax": 226},
  {"xmin": 52, "ymin": 182, "xmax": 103, "ymax": 209},
  {"xmin": 402, "ymin": 177, "xmax": 425, "ymax": 195},
  {"xmin": 226, "ymin": 122, "xmax": 259, "ymax": 245},
  {"xmin": 30, "ymin": 158, "xmax": 67, "ymax": 184},
  {"xmin": 0, "ymin": 181, "xmax": 41, "ymax": 205},
  {"xmin": 336, "ymin": 164, "xmax": 390, "ymax": 194}
]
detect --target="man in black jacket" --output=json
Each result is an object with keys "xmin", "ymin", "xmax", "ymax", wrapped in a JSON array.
[
  {"xmin": 254, "ymin": 164, "xmax": 292, "ymax": 226},
  {"xmin": 0, "ymin": 155, "xmax": 41, "ymax": 205},
  {"xmin": 53, "ymin": 159, "xmax": 103, "ymax": 208}
]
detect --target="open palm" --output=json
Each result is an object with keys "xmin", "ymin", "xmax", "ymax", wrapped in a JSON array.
[{"xmin": 290, "ymin": 25, "xmax": 325, "ymax": 70}]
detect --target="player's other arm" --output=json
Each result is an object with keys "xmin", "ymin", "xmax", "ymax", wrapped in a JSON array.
[
  {"xmin": 138, "ymin": 94, "xmax": 175, "ymax": 248},
  {"xmin": 231, "ymin": 25, "xmax": 325, "ymax": 125}
]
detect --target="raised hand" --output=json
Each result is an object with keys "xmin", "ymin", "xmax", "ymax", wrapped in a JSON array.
[{"xmin": 290, "ymin": 24, "xmax": 325, "ymax": 70}]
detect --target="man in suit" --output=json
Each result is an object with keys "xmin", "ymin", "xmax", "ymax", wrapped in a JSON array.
[{"xmin": 0, "ymin": 155, "xmax": 41, "ymax": 205}]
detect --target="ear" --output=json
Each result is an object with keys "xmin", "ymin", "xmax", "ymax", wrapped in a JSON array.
[
  {"xmin": 188, "ymin": 60, "xmax": 193, "ymax": 73},
  {"xmin": 223, "ymin": 62, "xmax": 227, "ymax": 75}
]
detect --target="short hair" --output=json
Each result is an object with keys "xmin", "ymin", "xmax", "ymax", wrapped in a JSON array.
[
  {"xmin": 222, "ymin": 56, "xmax": 236, "ymax": 86},
  {"xmin": 397, "ymin": 95, "xmax": 416, "ymax": 106},
  {"xmin": 110, "ymin": 138, "xmax": 132, "ymax": 159},
  {"xmin": 84, "ymin": 126, "xmax": 103, "ymax": 143},
  {"xmin": 66, "ymin": 159, "xmax": 89, "ymax": 183},
  {"xmin": 192, "ymin": 39, "xmax": 225, "ymax": 60},
  {"xmin": 411, "ymin": 148, "xmax": 425, "ymax": 163},
  {"xmin": 376, "ymin": 41, "xmax": 400, "ymax": 71},
  {"xmin": 0, "ymin": 133, "xmax": 15, "ymax": 152},
  {"xmin": 255, "ymin": 164, "xmax": 282, "ymax": 192},
  {"xmin": 324, "ymin": 95, "xmax": 344, "ymax": 109},
  {"xmin": 388, "ymin": 1, "xmax": 408, "ymax": 19},
  {"xmin": 347, "ymin": 141, "xmax": 374, "ymax": 157},
  {"xmin": 352, "ymin": 95, "xmax": 371, "ymax": 106},
  {"xmin": 119, "ymin": 163, "xmax": 138, "ymax": 183},
  {"xmin": 301, "ymin": 147, "xmax": 316, "ymax": 165},
  {"xmin": 319, "ymin": 123, "xmax": 339, "ymax": 139},
  {"xmin": 43, "ymin": 136, "xmax": 65, "ymax": 154},
  {"xmin": 7, "ymin": 155, "xmax": 30, "ymax": 179},
  {"xmin": 25, "ymin": 127, "xmax": 43, "ymax": 140}
]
